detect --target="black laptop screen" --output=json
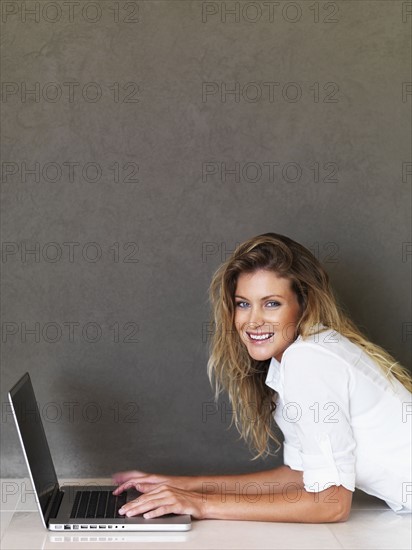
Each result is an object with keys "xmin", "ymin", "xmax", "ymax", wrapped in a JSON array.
[{"xmin": 8, "ymin": 373, "xmax": 59, "ymax": 516}]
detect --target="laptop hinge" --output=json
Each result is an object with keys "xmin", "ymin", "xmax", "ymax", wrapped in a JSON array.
[{"xmin": 44, "ymin": 484, "xmax": 63, "ymax": 525}]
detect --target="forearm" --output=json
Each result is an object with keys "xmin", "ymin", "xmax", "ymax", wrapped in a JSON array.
[
  {"xmin": 201, "ymin": 486, "xmax": 343, "ymax": 523},
  {"xmin": 114, "ymin": 469, "xmax": 346, "ymax": 522},
  {"xmin": 186, "ymin": 465, "xmax": 304, "ymax": 494}
]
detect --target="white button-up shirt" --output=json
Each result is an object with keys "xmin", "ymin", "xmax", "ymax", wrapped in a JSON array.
[{"xmin": 265, "ymin": 324, "xmax": 412, "ymax": 513}]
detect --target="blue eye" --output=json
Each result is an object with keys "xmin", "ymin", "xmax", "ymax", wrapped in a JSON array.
[{"xmin": 235, "ymin": 301, "xmax": 281, "ymax": 308}]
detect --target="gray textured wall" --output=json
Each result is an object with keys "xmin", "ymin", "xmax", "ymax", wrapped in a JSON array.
[{"xmin": 1, "ymin": 0, "xmax": 411, "ymax": 479}]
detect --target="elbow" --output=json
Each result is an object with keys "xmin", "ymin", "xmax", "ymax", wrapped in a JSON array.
[
  {"xmin": 332, "ymin": 513, "xmax": 350, "ymax": 523},
  {"xmin": 321, "ymin": 485, "xmax": 353, "ymax": 523},
  {"xmin": 309, "ymin": 489, "xmax": 352, "ymax": 523},
  {"xmin": 330, "ymin": 503, "xmax": 351, "ymax": 523},
  {"xmin": 319, "ymin": 507, "xmax": 350, "ymax": 524},
  {"xmin": 320, "ymin": 506, "xmax": 350, "ymax": 523},
  {"xmin": 304, "ymin": 498, "xmax": 351, "ymax": 524},
  {"xmin": 306, "ymin": 507, "xmax": 350, "ymax": 524},
  {"xmin": 336, "ymin": 507, "xmax": 351, "ymax": 523}
]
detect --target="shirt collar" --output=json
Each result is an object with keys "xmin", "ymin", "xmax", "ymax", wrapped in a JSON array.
[{"xmin": 264, "ymin": 331, "xmax": 306, "ymax": 391}]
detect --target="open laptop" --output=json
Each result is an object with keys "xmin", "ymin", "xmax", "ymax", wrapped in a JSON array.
[{"xmin": 8, "ymin": 372, "xmax": 192, "ymax": 531}]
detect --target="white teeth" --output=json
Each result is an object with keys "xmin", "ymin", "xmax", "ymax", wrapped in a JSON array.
[{"xmin": 248, "ymin": 333, "xmax": 274, "ymax": 341}]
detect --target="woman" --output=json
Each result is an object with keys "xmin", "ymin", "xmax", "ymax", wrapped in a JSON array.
[{"xmin": 112, "ymin": 233, "xmax": 412, "ymax": 522}]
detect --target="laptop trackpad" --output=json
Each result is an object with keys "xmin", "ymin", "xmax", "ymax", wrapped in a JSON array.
[
  {"xmin": 125, "ymin": 488, "xmax": 143, "ymax": 502},
  {"xmin": 123, "ymin": 488, "xmax": 177, "ymax": 519}
]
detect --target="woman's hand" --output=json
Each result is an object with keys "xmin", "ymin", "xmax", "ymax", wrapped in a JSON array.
[
  {"xmin": 112, "ymin": 469, "xmax": 192, "ymax": 495},
  {"xmin": 116, "ymin": 484, "xmax": 209, "ymax": 519}
]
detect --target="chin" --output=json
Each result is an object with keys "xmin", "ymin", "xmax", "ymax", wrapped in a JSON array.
[{"xmin": 247, "ymin": 348, "xmax": 274, "ymax": 362}]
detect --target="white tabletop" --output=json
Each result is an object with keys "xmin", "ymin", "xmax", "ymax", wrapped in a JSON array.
[{"xmin": 1, "ymin": 479, "xmax": 411, "ymax": 549}]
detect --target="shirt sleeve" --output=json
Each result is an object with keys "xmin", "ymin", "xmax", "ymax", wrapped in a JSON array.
[{"xmin": 282, "ymin": 345, "xmax": 357, "ymax": 493}]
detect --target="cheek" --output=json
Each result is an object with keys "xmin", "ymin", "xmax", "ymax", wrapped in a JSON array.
[
  {"xmin": 233, "ymin": 310, "xmax": 243, "ymax": 327},
  {"xmin": 234, "ymin": 310, "xmax": 249, "ymax": 332},
  {"xmin": 265, "ymin": 309, "xmax": 281, "ymax": 320}
]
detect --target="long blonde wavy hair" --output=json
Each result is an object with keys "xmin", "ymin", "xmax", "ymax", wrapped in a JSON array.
[{"xmin": 207, "ymin": 232, "xmax": 412, "ymax": 460}]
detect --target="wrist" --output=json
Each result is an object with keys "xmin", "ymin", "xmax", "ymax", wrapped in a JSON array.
[
  {"xmin": 175, "ymin": 475, "xmax": 202, "ymax": 492},
  {"xmin": 184, "ymin": 475, "xmax": 204, "ymax": 492},
  {"xmin": 199, "ymin": 491, "xmax": 220, "ymax": 520}
]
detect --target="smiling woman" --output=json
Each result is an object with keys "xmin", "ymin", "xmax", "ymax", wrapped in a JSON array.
[
  {"xmin": 234, "ymin": 270, "xmax": 303, "ymax": 363},
  {"xmin": 112, "ymin": 233, "xmax": 412, "ymax": 523}
]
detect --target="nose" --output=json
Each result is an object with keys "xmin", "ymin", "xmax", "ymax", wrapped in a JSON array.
[{"xmin": 246, "ymin": 306, "xmax": 264, "ymax": 328}]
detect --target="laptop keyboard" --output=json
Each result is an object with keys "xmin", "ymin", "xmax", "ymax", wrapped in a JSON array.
[{"xmin": 70, "ymin": 491, "xmax": 131, "ymax": 519}]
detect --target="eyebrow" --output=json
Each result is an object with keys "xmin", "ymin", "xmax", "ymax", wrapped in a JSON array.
[{"xmin": 234, "ymin": 294, "xmax": 284, "ymax": 300}]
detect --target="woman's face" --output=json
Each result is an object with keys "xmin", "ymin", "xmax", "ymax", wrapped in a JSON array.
[{"xmin": 234, "ymin": 269, "xmax": 302, "ymax": 363}]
